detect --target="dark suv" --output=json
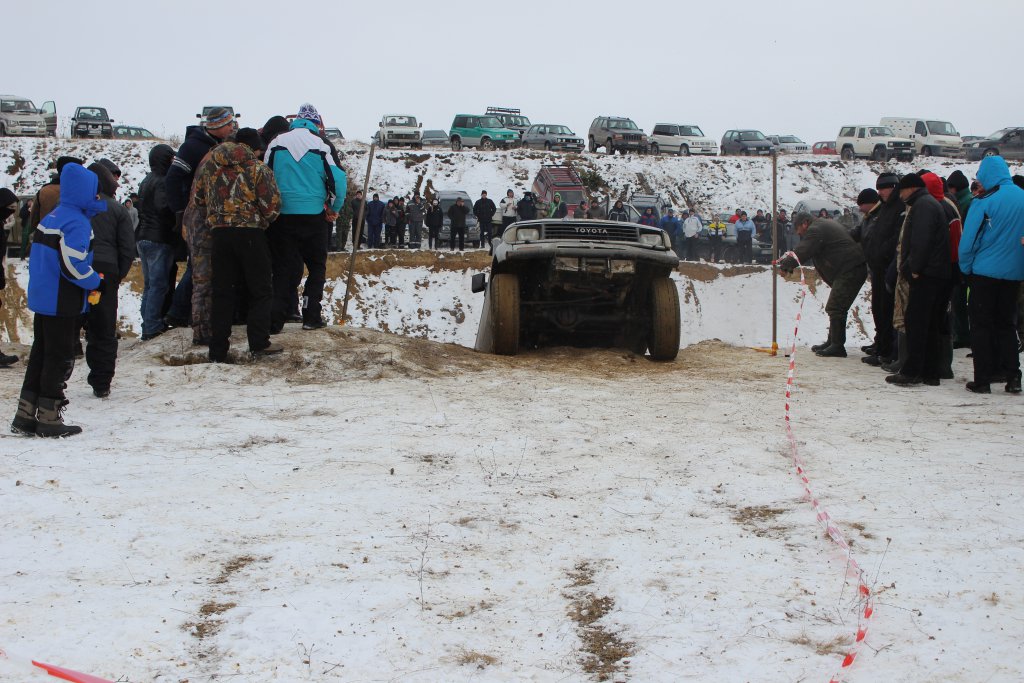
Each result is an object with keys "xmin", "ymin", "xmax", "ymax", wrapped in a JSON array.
[
  {"xmin": 720, "ymin": 129, "xmax": 773, "ymax": 156},
  {"xmin": 71, "ymin": 106, "xmax": 114, "ymax": 138},
  {"xmin": 588, "ymin": 116, "xmax": 648, "ymax": 154}
]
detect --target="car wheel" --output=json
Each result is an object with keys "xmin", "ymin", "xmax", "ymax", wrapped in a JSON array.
[
  {"xmin": 984, "ymin": 147, "xmax": 999, "ymax": 158},
  {"xmin": 840, "ymin": 147, "xmax": 854, "ymax": 161},
  {"xmin": 648, "ymin": 278, "xmax": 680, "ymax": 361},
  {"xmin": 606, "ymin": 138, "xmax": 614, "ymax": 155},
  {"xmin": 0, "ymin": 123, "xmax": 6, "ymax": 137},
  {"xmin": 588, "ymin": 137, "xmax": 597, "ymax": 153},
  {"xmin": 872, "ymin": 146, "xmax": 887, "ymax": 162},
  {"xmin": 544, "ymin": 141, "xmax": 551, "ymax": 151},
  {"xmin": 490, "ymin": 273, "xmax": 520, "ymax": 356},
  {"xmin": 679, "ymin": 145, "xmax": 690, "ymax": 157},
  {"xmin": 921, "ymin": 146, "xmax": 931, "ymax": 156},
  {"xmin": 651, "ymin": 143, "xmax": 659, "ymax": 155},
  {"xmin": 480, "ymin": 138, "xmax": 495, "ymax": 151},
  {"xmin": 451, "ymin": 137, "xmax": 462, "ymax": 151}
]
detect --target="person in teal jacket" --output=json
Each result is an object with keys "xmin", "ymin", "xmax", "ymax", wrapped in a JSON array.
[
  {"xmin": 958, "ymin": 155, "xmax": 1024, "ymax": 394},
  {"xmin": 265, "ymin": 117, "xmax": 347, "ymax": 331}
]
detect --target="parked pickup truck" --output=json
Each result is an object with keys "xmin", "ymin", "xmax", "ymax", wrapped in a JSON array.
[
  {"xmin": 836, "ymin": 125, "xmax": 915, "ymax": 162},
  {"xmin": 378, "ymin": 114, "xmax": 421, "ymax": 149},
  {"xmin": 472, "ymin": 219, "xmax": 680, "ymax": 360}
]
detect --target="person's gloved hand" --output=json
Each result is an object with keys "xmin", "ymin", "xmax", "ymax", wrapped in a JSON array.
[{"xmin": 88, "ymin": 273, "xmax": 105, "ymax": 305}]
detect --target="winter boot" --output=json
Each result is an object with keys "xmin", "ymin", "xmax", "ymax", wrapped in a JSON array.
[
  {"xmin": 811, "ymin": 336, "xmax": 831, "ymax": 353},
  {"xmin": 35, "ymin": 397, "xmax": 82, "ymax": 438},
  {"xmin": 816, "ymin": 316, "xmax": 848, "ymax": 357},
  {"xmin": 938, "ymin": 334, "xmax": 954, "ymax": 380},
  {"xmin": 0, "ymin": 351, "xmax": 19, "ymax": 367},
  {"xmin": 11, "ymin": 391, "xmax": 38, "ymax": 436},
  {"xmin": 1006, "ymin": 370, "xmax": 1023, "ymax": 394},
  {"xmin": 881, "ymin": 332, "xmax": 907, "ymax": 373}
]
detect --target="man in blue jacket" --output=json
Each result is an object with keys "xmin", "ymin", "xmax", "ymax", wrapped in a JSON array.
[
  {"xmin": 659, "ymin": 208, "xmax": 682, "ymax": 257},
  {"xmin": 959, "ymin": 155, "xmax": 1024, "ymax": 394},
  {"xmin": 364, "ymin": 193, "xmax": 386, "ymax": 249},
  {"xmin": 12, "ymin": 163, "xmax": 105, "ymax": 437},
  {"xmin": 265, "ymin": 117, "xmax": 347, "ymax": 331}
]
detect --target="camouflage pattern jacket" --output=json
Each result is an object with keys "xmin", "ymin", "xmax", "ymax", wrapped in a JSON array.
[{"xmin": 192, "ymin": 142, "xmax": 281, "ymax": 230}]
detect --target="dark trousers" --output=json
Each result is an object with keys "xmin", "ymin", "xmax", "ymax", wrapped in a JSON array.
[
  {"xmin": 949, "ymin": 273, "xmax": 970, "ymax": 345},
  {"xmin": 968, "ymin": 274, "xmax": 1021, "ymax": 383},
  {"xmin": 210, "ymin": 228, "xmax": 273, "ymax": 360},
  {"xmin": 737, "ymin": 233, "xmax": 752, "ymax": 263},
  {"xmin": 85, "ymin": 264, "xmax": 120, "ymax": 391},
  {"xmin": 825, "ymin": 264, "xmax": 867, "ymax": 345},
  {"xmin": 22, "ymin": 314, "xmax": 78, "ymax": 400},
  {"xmin": 903, "ymin": 275, "xmax": 950, "ymax": 380},
  {"xmin": 269, "ymin": 214, "xmax": 329, "ymax": 331},
  {"xmin": 450, "ymin": 226, "xmax": 466, "ymax": 251},
  {"xmin": 479, "ymin": 219, "xmax": 492, "ymax": 245},
  {"xmin": 427, "ymin": 225, "xmax": 440, "ymax": 249},
  {"xmin": 709, "ymin": 236, "xmax": 722, "ymax": 262},
  {"xmin": 367, "ymin": 222, "xmax": 383, "ymax": 248},
  {"xmin": 686, "ymin": 236, "xmax": 699, "ymax": 261},
  {"xmin": 501, "ymin": 216, "xmax": 515, "ymax": 231},
  {"xmin": 869, "ymin": 269, "xmax": 895, "ymax": 356}
]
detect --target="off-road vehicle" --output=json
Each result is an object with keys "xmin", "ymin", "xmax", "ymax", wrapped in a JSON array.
[
  {"xmin": 588, "ymin": 116, "xmax": 648, "ymax": 154},
  {"xmin": 648, "ymin": 123, "xmax": 717, "ymax": 156},
  {"xmin": 0, "ymin": 95, "xmax": 52, "ymax": 137},
  {"xmin": 472, "ymin": 219, "xmax": 680, "ymax": 360},
  {"xmin": 377, "ymin": 114, "xmax": 421, "ymax": 148},
  {"xmin": 71, "ymin": 106, "xmax": 114, "ymax": 138},
  {"xmin": 836, "ymin": 125, "xmax": 915, "ymax": 162},
  {"xmin": 449, "ymin": 114, "xmax": 519, "ymax": 151},
  {"xmin": 486, "ymin": 107, "xmax": 531, "ymax": 140}
]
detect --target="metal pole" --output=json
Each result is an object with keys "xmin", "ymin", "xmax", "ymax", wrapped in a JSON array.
[
  {"xmin": 770, "ymin": 149, "xmax": 778, "ymax": 356},
  {"xmin": 340, "ymin": 143, "xmax": 376, "ymax": 325}
]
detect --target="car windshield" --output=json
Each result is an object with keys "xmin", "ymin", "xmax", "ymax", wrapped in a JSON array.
[
  {"xmin": 478, "ymin": 116, "xmax": 504, "ymax": 128},
  {"xmin": 385, "ymin": 116, "xmax": 417, "ymax": 127},
  {"xmin": 986, "ymin": 128, "xmax": 1010, "ymax": 140},
  {"xmin": 506, "ymin": 116, "xmax": 530, "ymax": 127},
  {"xmin": 609, "ymin": 119, "xmax": 639, "ymax": 130},
  {"xmin": 778, "ymin": 136, "xmax": 802, "ymax": 143},
  {"xmin": 138, "ymin": 128, "xmax": 155, "ymax": 138},
  {"xmin": 868, "ymin": 127, "xmax": 895, "ymax": 137},
  {"xmin": 1, "ymin": 99, "xmax": 37, "ymax": 113},
  {"xmin": 76, "ymin": 108, "xmax": 107, "ymax": 120},
  {"xmin": 926, "ymin": 120, "xmax": 958, "ymax": 136},
  {"xmin": 679, "ymin": 126, "xmax": 704, "ymax": 136},
  {"xmin": 549, "ymin": 125, "xmax": 573, "ymax": 135},
  {"xmin": 557, "ymin": 190, "xmax": 585, "ymax": 205},
  {"xmin": 738, "ymin": 131, "xmax": 766, "ymax": 141}
]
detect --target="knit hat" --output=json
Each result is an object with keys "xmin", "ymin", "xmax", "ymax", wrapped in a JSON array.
[
  {"xmin": 235, "ymin": 127, "xmax": 264, "ymax": 154},
  {"xmin": 204, "ymin": 107, "xmax": 234, "ymax": 130},
  {"xmin": 947, "ymin": 169, "xmax": 969, "ymax": 192},
  {"xmin": 856, "ymin": 188, "xmax": 880, "ymax": 205},
  {"xmin": 876, "ymin": 172, "xmax": 899, "ymax": 189},
  {"xmin": 898, "ymin": 173, "xmax": 926, "ymax": 190},
  {"xmin": 297, "ymin": 103, "xmax": 323, "ymax": 128}
]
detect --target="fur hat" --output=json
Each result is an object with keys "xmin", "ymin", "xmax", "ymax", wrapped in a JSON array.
[
  {"xmin": 857, "ymin": 188, "xmax": 880, "ymax": 205},
  {"xmin": 898, "ymin": 173, "xmax": 926, "ymax": 190}
]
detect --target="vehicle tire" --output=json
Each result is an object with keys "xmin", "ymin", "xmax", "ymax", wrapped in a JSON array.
[
  {"xmin": 921, "ymin": 146, "xmax": 931, "ymax": 156},
  {"xmin": 451, "ymin": 137, "xmax": 462, "ymax": 151},
  {"xmin": 651, "ymin": 143, "xmax": 660, "ymax": 155},
  {"xmin": 480, "ymin": 137, "xmax": 495, "ymax": 151},
  {"xmin": 490, "ymin": 273, "xmax": 520, "ymax": 356},
  {"xmin": 0, "ymin": 123, "xmax": 6, "ymax": 137},
  {"xmin": 648, "ymin": 277, "xmax": 680, "ymax": 361},
  {"xmin": 679, "ymin": 145, "xmax": 690, "ymax": 156},
  {"xmin": 544, "ymin": 141, "xmax": 551, "ymax": 151},
  {"xmin": 984, "ymin": 147, "xmax": 999, "ymax": 158},
  {"xmin": 588, "ymin": 137, "xmax": 597, "ymax": 153},
  {"xmin": 872, "ymin": 146, "xmax": 888, "ymax": 162},
  {"xmin": 606, "ymin": 138, "xmax": 614, "ymax": 155},
  {"xmin": 840, "ymin": 146, "xmax": 854, "ymax": 161}
]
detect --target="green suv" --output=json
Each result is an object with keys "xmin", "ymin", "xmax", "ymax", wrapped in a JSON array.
[{"xmin": 449, "ymin": 114, "xmax": 519, "ymax": 151}]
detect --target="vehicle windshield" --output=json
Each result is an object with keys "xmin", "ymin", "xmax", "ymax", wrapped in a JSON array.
[
  {"xmin": 385, "ymin": 116, "xmax": 417, "ymax": 127},
  {"xmin": 557, "ymin": 190, "xmax": 585, "ymax": 205},
  {"xmin": 738, "ymin": 131, "xmax": 766, "ymax": 141},
  {"xmin": 549, "ymin": 125, "xmax": 573, "ymax": 135},
  {"xmin": 609, "ymin": 119, "xmax": 639, "ymax": 130},
  {"xmin": 478, "ymin": 116, "xmax": 504, "ymax": 128},
  {"xmin": 506, "ymin": 115, "xmax": 530, "ymax": 127},
  {"xmin": 679, "ymin": 126, "xmax": 704, "ymax": 137},
  {"xmin": 202, "ymin": 106, "xmax": 234, "ymax": 117},
  {"xmin": 926, "ymin": 120, "xmax": 958, "ymax": 136},
  {"xmin": 986, "ymin": 128, "xmax": 1010, "ymax": 139},
  {"xmin": 1, "ymin": 99, "xmax": 37, "ymax": 113},
  {"xmin": 778, "ymin": 136, "xmax": 802, "ymax": 143},
  {"xmin": 869, "ymin": 127, "xmax": 895, "ymax": 137},
  {"xmin": 138, "ymin": 128, "xmax": 155, "ymax": 138},
  {"xmin": 76, "ymin": 108, "xmax": 108, "ymax": 120}
]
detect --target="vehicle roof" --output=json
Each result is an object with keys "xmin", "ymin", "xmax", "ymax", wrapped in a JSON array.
[
  {"xmin": 383, "ymin": 113, "xmax": 416, "ymax": 117},
  {"xmin": 0, "ymin": 94, "xmax": 33, "ymax": 98},
  {"xmin": 422, "ymin": 129, "xmax": 447, "ymax": 134},
  {"xmin": 597, "ymin": 116, "xmax": 635, "ymax": 120},
  {"xmin": 654, "ymin": 122, "xmax": 702, "ymax": 127},
  {"xmin": 530, "ymin": 123, "xmax": 574, "ymax": 128}
]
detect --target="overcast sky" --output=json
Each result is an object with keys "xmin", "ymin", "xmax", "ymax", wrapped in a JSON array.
[{"xmin": 7, "ymin": 0, "xmax": 1022, "ymax": 146}]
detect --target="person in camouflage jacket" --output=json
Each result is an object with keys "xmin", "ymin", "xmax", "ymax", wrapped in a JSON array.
[{"xmin": 192, "ymin": 131, "xmax": 283, "ymax": 362}]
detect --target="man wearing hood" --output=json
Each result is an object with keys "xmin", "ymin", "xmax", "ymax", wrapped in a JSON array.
[
  {"xmin": 83, "ymin": 163, "xmax": 136, "ymax": 398},
  {"xmin": 406, "ymin": 194, "xmax": 425, "ymax": 249},
  {"xmin": 136, "ymin": 144, "xmax": 178, "ymax": 341},
  {"xmin": 549, "ymin": 192, "xmax": 568, "ymax": 219},
  {"xmin": 516, "ymin": 192, "xmax": 537, "ymax": 221},
  {"xmin": 959, "ymin": 155, "xmax": 1024, "ymax": 394},
  {"xmin": 23, "ymin": 155, "xmax": 83, "ymax": 258},
  {"xmin": 424, "ymin": 198, "xmax": 443, "ymax": 250},
  {"xmin": 11, "ymin": 163, "xmax": 104, "ymax": 437},
  {"xmin": 265, "ymin": 115, "xmax": 347, "ymax": 332},
  {"xmin": 0, "ymin": 188, "xmax": 20, "ymax": 366},
  {"xmin": 861, "ymin": 173, "xmax": 905, "ymax": 367},
  {"xmin": 193, "ymin": 129, "xmax": 282, "ymax": 362}
]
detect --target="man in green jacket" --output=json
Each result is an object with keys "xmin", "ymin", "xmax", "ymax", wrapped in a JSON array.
[{"xmin": 779, "ymin": 212, "xmax": 868, "ymax": 358}]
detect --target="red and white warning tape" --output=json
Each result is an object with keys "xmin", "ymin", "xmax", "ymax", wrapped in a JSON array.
[
  {"xmin": 0, "ymin": 645, "xmax": 113, "ymax": 683},
  {"xmin": 778, "ymin": 252, "xmax": 875, "ymax": 683}
]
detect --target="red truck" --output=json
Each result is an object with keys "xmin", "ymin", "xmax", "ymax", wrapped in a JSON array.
[{"xmin": 532, "ymin": 164, "xmax": 587, "ymax": 216}]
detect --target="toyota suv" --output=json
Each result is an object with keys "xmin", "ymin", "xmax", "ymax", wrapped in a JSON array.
[
  {"xmin": 448, "ymin": 114, "xmax": 519, "ymax": 151},
  {"xmin": 588, "ymin": 116, "xmax": 648, "ymax": 154},
  {"xmin": 836, "ymin": 125, "xmax": 915, "ymax": 162},
  {"xmin": 720, "ymin": 129, "xmax": 774, "ymax": 156},
  {"xmin": 0, "ymin": 95, "xmax": 51, "ymax": 137},
  {"xmin": 649, "ymin": 123, "xmax": 717, "ymax": 156}
]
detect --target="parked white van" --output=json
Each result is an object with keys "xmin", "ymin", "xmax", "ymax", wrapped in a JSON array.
[{"xmin": 879, "ymin": 117, "xmax": 962, "ymax": 157}]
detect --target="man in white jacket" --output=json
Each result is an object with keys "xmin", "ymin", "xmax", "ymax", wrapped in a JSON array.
[
  {"xmin": 499, "ymin": 189, "xmax": 517, "ymax": 233},
  {"xmin": 682, "ymin": 210, "xmax": 703, "ymax": 261}
]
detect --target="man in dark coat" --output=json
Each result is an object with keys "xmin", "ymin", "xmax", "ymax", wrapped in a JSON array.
[
  {"xmin": 473, "ymin": 190, "xmax": 496, "ymax": 245},
  {"xmin": 886, "ymin": 173, "xmax": 951, "ymax": 386},
  {"xmin": 345, "ymin": 189, "xmax": 364, "ymax": 251},
  {"xmin": 779, "ymin": 212, "xmax": 867, "ymax": 357},
  {"xmin": 136, "ymin": 144, "xmax": 178, "ymax": 340},
  {"xmin": 516, "ymin": 192, "xmax": 537, "ymax": 221},
  {"xmin": 447, "ymin": 196, "xmax": 470, "ymax": 251},
  {"xmin": 425, "ymin": 199, "xmax": 443, "ymax": 249},
  {"xmin": 858, "ymin": 173, "xmax": 905, "ymax": 365},
  {"xmin": 364, "ymin": 193, "xmax": 386, "ymax": 248}
]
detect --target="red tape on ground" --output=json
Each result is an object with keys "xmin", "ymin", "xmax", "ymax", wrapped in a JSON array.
[{"xmin": 778, "ymin": 253, "xmax": 876, "ymax": 683}]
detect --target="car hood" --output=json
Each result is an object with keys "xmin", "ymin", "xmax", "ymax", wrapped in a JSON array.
[
  {"xmin": 737, "ymin": 139, "xmax": 772, "ymax": 147},
  {"xmin": 3, "ymin": 112, "xmax": 43, "ymax": 123},
  {"xmin": 480, "ymin": 127, "xmax": 517, "ymax": 137}
]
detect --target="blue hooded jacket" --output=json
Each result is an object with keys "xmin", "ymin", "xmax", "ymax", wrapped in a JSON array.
[
  {"xmin": 264, "ymin": 119, "xmax": 346, "ymax": 215},
  {"xmin": 959, "ymin": 156, "xmax": 1024, "ymax": 281},
  {"xmin": 28, "ymin": 163, "xmax": 105, "ymax": 316}
]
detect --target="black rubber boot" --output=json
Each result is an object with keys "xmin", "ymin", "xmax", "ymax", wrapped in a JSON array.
[
  {"xmin": 35, "ymin": 397, "xmax": 82, "ymax": 438},
  {"xmin": 811, "ymin": 336, "xmax": 831, "ymax": 353},
  {"xmin": 881, "ymin": 332, "xmax": 907, "ymax": 373},
  {"xmin": 816, "ymin": 316, "xmax": 847, "ymax": 357},
  {"xmin": 11, "ymin": 391, "xmax": 37, "ymax": 436}
]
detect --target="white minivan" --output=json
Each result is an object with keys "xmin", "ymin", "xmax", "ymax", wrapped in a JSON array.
[{"xmin": 879, "ymin": 117, "xmax": 962, "ymax": 157}]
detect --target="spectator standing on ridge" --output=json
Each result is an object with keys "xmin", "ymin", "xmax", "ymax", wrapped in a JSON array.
[
  {"xmin": 574, "ymin": 201, "xmax": 591, "ymax": 218},
  {"xmin": 136, "ymin": 144, "xmax": 178, "ymax": 342},
  {"xmin": 364, "ymin": 193, "xmax": 385, "ymax": 248},
  {"xmin": 474, "ymin": 190, "xmax": 496, "ymax": 244},
  {"xmin": 946, "ymin": 169, "xmax": 973, "ymax": 348},
  {"xmin": 264, "ymin": 115, "xmax": 347, "ymax": 332},
  {"xmin": 863, "ymin": 174, "xmax": 905, "ymax": 369},
  {"xmin": 499, "ymin": 189, "xmax": 517, "ymax": 231},
  {"xmin": 406, "ymin": 194, "xmax": 424, "ymax": 248},
  {"xmin": 682, "ymin": 209, "xmax": 703, "ymax": 261},
  {"xmin": 345, "ymin": 189, "xmax": 364, "ymax": 251},
  {"xmin": 0, "ymin": 188, "xmax": 19, "ymax": 366},
  {"xmin": 395, "ymin": 196, "xmax": 407, "ymax": 247},
  {"xmin": 958, "ymin": 156, "xmax": 1024, "ymax": 394},
  {"xmin": 608, "ymin": 199, "xmax": 629, "ymax": 222},
  {"xmin": 707, "ymin": 213, "xmax": 727, "ymax": 263},
  {"xmin": 11, "ymin": 164, "xmax": 104, "ymax": 438},
  {"xmin": 83, "ymin": 162, "xmax": 135, "ymax": 398},
  {"xmin": 734, "ymin": 211, "xmax": 756, "ymax": 263},
  {"xmin": 638, "ymin": 207, "xmax": 657, "ymax": 226},
  {"xmin": 516, "ymin": 192, "xmax": 537, "ymax": 221},
  {"xmin": 384, "ymin": 199, "xmax": 398, "ymax": 246},
  {"xmin": 447, "ymin": 196, "xmax": 469, "ymax": 251},
  {"xmin": 752, "ymin": 209, "xmax": 768, "ymax": 240},
  {"xmin": 123, "ymin": 197, "xmax": 139, "ymax": 231},
  {"xmin": 658, "ymin": 208, "xmax": 681, "ymax": 255},
  {"xmin": 549, "ymin": 192, "xmax": 569, "ymax": 219},
  {"xmin": 425, "ymin": 198, "xmax": 443, "ymax": 249},
  {"xmin": 779, "ymin": 212, "xmax": 867, "ymax": 358},
  {"xmin": 728, "ymin": 207, "xmax": 741, "ymax": 224}
]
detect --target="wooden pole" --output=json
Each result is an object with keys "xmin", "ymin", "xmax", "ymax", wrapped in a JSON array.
[
  {"xmin": 770, "ymin": 149, "xmax": 779, "ymax": 356},
  {"xmin": 340, "ymin": 143, "xmax": 376, "ymax": 325}
]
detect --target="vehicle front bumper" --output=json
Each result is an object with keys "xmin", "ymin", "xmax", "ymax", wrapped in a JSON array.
[{"xmin": 502, "ymin": 241, "xmax": 679, "ymax": 269}]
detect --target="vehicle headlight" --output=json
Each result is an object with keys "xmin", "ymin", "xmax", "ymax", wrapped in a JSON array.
[
  {"xmin": 515, "ymin": 227, "xmax": 540, "ymax": 242},
  {"xmin": 639, "ymin": 234, "xmax": 662, "ymax": 247}
]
